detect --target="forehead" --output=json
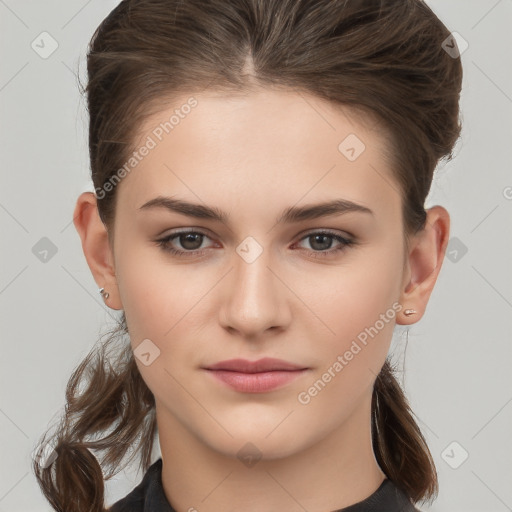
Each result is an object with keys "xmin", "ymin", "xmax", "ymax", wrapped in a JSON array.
[{"xmin": 115, "ymin": 88, "xmax": 400, "ymax": 221}]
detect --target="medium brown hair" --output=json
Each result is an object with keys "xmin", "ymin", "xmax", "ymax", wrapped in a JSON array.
[{"xmin": 33, "ymin": 1, "xmax": 463, "ymax": 510}]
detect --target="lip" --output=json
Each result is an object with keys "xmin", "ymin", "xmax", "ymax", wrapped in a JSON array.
[
  {"xmin": 204, "ymin": 357, "xmax": 307, "ymax": 373},
  {"xmin": 203, "ymin": 358, "xmax": 309, "ymax": 393}
]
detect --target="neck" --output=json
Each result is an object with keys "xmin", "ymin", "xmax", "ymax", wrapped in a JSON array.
[{"xmin": 156, "ymin": 392, "xmax": 387, "ymax": 512}]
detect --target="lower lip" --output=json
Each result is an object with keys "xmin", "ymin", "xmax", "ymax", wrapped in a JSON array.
[{"xmin": 205, "ymin": 369, "xmax": 308, "ymax": 393}]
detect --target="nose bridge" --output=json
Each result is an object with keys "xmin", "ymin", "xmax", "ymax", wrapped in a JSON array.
[{"xmin": 221, "ymin": 237, "xmax": 287, "ymax": 336}]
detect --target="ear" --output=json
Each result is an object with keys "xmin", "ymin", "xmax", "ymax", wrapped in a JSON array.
[
  {"xmin": 396, "ymin": 205, "xmax": 450, "ymax": 325},
  {"xmin": 73, "ymin": 192, "xmax": 123, "ymax": 310}
]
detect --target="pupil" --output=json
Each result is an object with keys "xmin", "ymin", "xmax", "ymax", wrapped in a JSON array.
[
  {"xmin": 311, "ymin": 234, "xmax": 332, "ymax": 251},
  {"xmin": 181, "ymin": 233, "xmax": 202, "ymax": 250}
]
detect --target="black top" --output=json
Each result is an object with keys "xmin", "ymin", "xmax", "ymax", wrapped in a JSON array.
[{"xmin": 109, "ymin": 458, "xmax": 420, "ymax": 512}]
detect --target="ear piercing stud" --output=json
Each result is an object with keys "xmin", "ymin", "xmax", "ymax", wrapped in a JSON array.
[
  {"xmin": 99, "ymin": 287, "xmax": 110, "ymax": 300},
  {"xmin": 98, "ymin": 286, "xmax": 417, "ymax": 318}
]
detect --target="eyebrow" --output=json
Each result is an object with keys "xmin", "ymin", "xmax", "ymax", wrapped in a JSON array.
[{"xmin": 138, "ymin": 196, "xmax": 374, "ymax": 224}]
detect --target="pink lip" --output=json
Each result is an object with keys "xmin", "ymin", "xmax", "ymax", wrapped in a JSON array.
[
  {"xmin": 203, "ymin": 358, "xmax": 309, "ymax": 393},
  {"xmin": 205, "ymin": 357, "xmax": 306, "ymax": 372}
]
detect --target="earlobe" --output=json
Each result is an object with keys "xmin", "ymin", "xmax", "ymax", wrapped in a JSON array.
[
  {"xmin": 397, "ymin": 205, "xmax": 450, "ymax": 325},
  {"xmin": 73, "ymin": 192, "xmax": 123, "ymax": 310}
]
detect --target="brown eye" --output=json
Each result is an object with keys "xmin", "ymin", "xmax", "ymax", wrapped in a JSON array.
[
  {"xmin": 295, "ymin": 231, "xmax": 355, "ymax": 259},
  {"xmin": 177, "ymin": 232, "xmax": 204, "ymax": 251},
  {"xmin": 156, "ymin": 230, "xmax": 214, "ymax": 257}
]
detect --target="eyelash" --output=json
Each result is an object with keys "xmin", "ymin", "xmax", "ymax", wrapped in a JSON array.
[{"xmin": 155, "ymin": 229, "xmax": 356, "ymax": 259}]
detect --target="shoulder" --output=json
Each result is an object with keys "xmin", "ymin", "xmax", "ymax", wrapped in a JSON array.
[
  {"xmin": 374, "ymin": 479, "xmax": 421, "ymax": 512},
  {"xmin": 336, "ymin": 478, "xmax": 421, "ymax": 512},
  {"xmin": 375, "ymin": 479, "xmax": 421, "ymax": 512},
  {"xmin": 108, "ymin": 458, "xmax": 173, "ymax": 512}
]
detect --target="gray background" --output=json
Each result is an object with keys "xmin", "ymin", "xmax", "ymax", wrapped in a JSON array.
[{"xmin": 1, "ymin": 1, "xmax": 511, "ymax": 511}]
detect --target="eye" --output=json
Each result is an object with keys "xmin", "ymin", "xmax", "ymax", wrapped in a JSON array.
[
  {"xmin": 155, "ymin": 229, "xmax": 356, "ymax": 259},
  {"xmin": 156, "ymin": 230, "xmax": 215, "ymax": 257},
  {"xmin": 294, "ymin": 230, "xmax": 356, "ymax": 259}
]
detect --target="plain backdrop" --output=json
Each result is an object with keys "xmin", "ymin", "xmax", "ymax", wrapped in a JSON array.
[{"xmin": 1, "ymin": 1, "xmax": 511, "ymax": 511}]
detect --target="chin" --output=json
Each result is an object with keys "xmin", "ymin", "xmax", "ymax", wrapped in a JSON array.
[{"xmin": 197, "ymin": 423, "xmax": 310, "ymax": 463}]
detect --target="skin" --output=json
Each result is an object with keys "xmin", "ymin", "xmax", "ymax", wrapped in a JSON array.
[{"xmin": 74, "ymin": 87, "xmax": 449, "ymax": 512}]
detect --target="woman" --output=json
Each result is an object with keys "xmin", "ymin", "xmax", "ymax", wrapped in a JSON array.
[{"xmin": 33, "ymin": 0, "xmax": 463, "ymax": 510}]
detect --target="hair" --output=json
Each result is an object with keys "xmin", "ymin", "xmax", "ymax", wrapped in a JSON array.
[{"xmin": 33, "ymin": 0, "xmax": 463, "ymax": 510}]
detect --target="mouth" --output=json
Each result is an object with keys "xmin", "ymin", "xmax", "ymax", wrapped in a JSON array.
[
  {"xmin": 202, "ymin": 358, "xmax": 310, "ymax": 393},
  {"xmin": 204, "ymin": 357, "xmax": 308, "ymax": 373}
]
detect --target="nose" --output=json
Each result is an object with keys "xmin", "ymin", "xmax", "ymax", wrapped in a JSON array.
[{"xmin": 219, "ymin": 245, "xmax": 292, "ymax": 340}]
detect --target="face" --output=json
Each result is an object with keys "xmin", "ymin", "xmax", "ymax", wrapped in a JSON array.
[{"xmin": 110, "ymin": 88, "xmax": 407, "ymax": 459}]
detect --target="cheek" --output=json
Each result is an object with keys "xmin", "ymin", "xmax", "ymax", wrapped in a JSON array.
[
  {"xmin": 116, "ymin": 248, "xmax": 215, "ymax": 394},
  {"xmin": 116, "ymin": 245, "xmax": 198, "ymax": 341},
  {"xmin": 305, "ymin": 255, "xmax": 400, "ymax": 327},
  {"xmin": 117, "ymin": 252, "xmax": 200, "ymax": 409},
  {"xmin": 300, "ymin": 246, "xmax": 402, "ymax": 370}
]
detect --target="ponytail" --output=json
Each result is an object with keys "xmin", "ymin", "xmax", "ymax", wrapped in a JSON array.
[
  {"xmin": 372, "ymin": 359, "xmax": 438, "ymax": 505},
  {"xmin": 33, "ymin": 314, "xmax": 157, "ymax": 512}
]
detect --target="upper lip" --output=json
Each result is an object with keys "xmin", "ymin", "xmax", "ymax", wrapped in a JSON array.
[{"xmin": 204, "ymin": 357, "xmax": 307, "ymax": 373}]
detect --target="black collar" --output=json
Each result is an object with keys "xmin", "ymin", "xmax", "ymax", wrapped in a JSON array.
[{"xmin": 110, "ymin": 458, "xmax": 420, "ymax": 512}]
